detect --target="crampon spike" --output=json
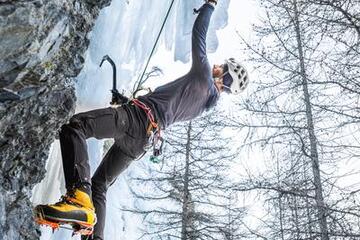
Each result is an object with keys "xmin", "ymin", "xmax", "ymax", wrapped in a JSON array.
[
  {"xmin": 35, "ymin": 218, "xmax": 60, "ymax": 231},
  {"xmin": 34, "ymin": 206, "xmax": 60, "ymax": 232},
  {"xmin": 72, "ymin": 222, "xmax": 94, "ymax": 236}
]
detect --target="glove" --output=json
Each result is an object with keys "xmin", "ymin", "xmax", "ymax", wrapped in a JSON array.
[{"xmin": 207, "ymin": 0, "xmax": 217, "ymax": 5}]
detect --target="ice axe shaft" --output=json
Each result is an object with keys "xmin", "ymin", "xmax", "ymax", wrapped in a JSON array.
[
  {"xmin": 100, "ymin": 55, "xmax": 129, "ymax": 105},
  {"xmin": 100, "ymin": 55, "xmax": 117, "ymax": 92}
]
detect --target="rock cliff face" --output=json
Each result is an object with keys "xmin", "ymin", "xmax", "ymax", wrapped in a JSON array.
[{"xmin": 0, "ymin": 0, "xmax": 111, "ymax": 239}]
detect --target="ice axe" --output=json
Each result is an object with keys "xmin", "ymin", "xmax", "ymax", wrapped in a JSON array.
[{"xmin": 100, "ymin": 55, "xmax": 129, "ymax": 105}]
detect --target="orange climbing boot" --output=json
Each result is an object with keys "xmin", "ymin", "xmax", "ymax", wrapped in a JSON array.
[{"xmin": 34, "ymin": 189, "xmax": 96, "ymax": 235}]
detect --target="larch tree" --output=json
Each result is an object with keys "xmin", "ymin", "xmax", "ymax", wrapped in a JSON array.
[{"xmin": 230, "ymin": 0, "xmax": 360, "ymax": 239}]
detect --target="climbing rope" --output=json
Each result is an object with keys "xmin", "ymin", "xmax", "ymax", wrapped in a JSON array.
[{"xmin": 132, "ymin": 0, "xmax": 176, "ymax": 94}]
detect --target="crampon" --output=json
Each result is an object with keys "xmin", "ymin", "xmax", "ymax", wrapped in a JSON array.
[{"xmin": 34, "ymin": 205, "xmax": 94, "ymax": 236}]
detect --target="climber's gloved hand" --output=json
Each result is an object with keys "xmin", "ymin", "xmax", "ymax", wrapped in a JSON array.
[
  {"xmin": 111, "ymin": 89, "xmax": 129, "ymax": 105},
  {"xmin": 207, "ymin": 0, "xmax": 217, "ymax": 6},
  {"xmin": 195, "ymin": 0, "xmax": 217, "ymax": 14}
]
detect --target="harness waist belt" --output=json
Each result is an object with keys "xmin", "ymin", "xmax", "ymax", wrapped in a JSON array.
[{"xmin": 131, "ymin": 99, "xmax": 159, "ymax": 133}]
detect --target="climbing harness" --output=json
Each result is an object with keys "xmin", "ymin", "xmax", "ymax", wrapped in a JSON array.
[
  {"xmin": 131, "ymin": 99, "xmax": 164, "ymax": 163},
  {"xmin": 132, "ymin": 99, "xmax": 158, "ymax": 130}
]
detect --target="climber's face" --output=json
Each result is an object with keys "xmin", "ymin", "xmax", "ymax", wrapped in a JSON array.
[
  {"xmin": 213, "ymin": 64, "xmax": 225, "ymax": 93},
  {"xmin": 212, "ymin": 64, "xmax": 224, "ymax": 78}
]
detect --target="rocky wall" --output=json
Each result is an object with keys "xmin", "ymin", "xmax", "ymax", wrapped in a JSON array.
[{"xmin": 0, "ymin": 0, "xmax": 111, "ymax": 239}]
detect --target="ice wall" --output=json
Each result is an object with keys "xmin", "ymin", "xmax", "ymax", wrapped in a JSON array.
[
  {"xmin": 76, "ymin": 0, "xmax": 230, "ymax": 108},
  {"xmin": 32, "ymin": 0, "xmax": 230, "ymax": 239}
]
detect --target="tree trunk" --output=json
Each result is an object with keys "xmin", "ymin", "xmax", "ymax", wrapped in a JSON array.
[
  {"xmin": 303, "ymin": 159, "xmax": 314, "ymax": 239},
  {"xmin": 276, "ymin": 158, "xmax": 285, "ymax": 240},
  {"xmin": 292, "ymin": 1, "xmax": 329, "ymax": 239},
  {"xmin": 181, "ymin": 121, "xmax": 192, "ymax": 240}
]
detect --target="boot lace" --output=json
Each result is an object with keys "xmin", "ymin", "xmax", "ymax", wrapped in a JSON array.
[{"xmin": 55, "ymin": 192, "xmax": 82, "ymax": 207}]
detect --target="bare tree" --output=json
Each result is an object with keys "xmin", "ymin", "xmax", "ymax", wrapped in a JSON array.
[
  {"xmin": 125, "ymin": 111, "xmax": 246, "ymax": 239},
  {"xmin": 229, "ymin": 0, "xmax": 360, "ymax": 239}
]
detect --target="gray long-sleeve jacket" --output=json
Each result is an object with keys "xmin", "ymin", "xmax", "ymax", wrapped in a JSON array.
[{"xmin": 138, "ymin": 3, "xmax": 219, "ymax": 129}]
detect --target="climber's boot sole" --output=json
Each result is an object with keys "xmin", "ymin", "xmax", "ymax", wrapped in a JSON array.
[{"xmin": 34, "ymin": 205, "xmax": 94, "ymax": 235}]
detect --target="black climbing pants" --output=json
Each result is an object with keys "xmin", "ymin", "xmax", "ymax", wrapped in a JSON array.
[{"xmin": 59, "ymin": 104, "xmax": 149, "ymax": 240}]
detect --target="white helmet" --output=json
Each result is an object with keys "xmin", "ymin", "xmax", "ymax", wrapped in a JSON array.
[{"xmin": 223, "ymin": 58, "xmax": 249, "ymax": 94}]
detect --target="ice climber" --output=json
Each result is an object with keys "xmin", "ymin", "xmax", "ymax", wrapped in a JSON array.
[{"xmin": 34, "ymin": 1, "xmax": 249, "ymax": 239}]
